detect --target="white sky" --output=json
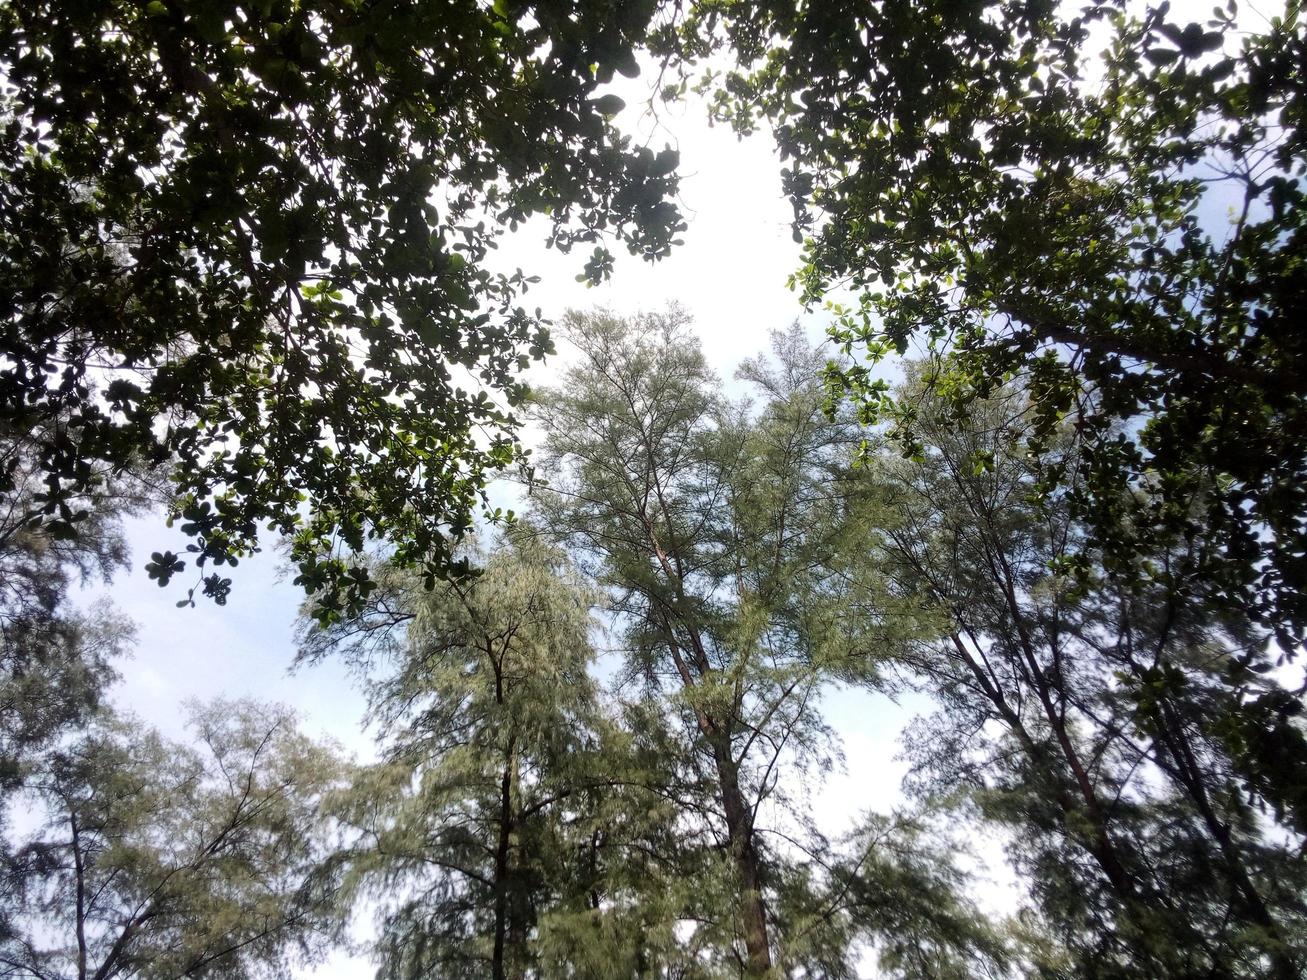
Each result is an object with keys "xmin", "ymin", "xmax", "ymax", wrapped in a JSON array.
[
  {"xmin": 81, "ymin": 0, "xmax": 1270, "ymax": 970},
  {"xmin": 100, "ymin": 60, "xmax": 828, "ymax": 751},
  {"xmin": 84, "ymin": 68, "xmax": 942, "ymax": 980}
]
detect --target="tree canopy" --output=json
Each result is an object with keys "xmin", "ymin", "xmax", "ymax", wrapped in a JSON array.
[
  {"xmin": 844, "ymin": 366, "xmax": 1306, "ymax": 977},
  {"xmin": 1, "ymin": 0, "xmax": 685, "ymax": 617},
  {"xmin": 2, "ymin": 699, "xmax": 347, "ymax": 980},
  {"xmin": 4, "ymin": 0, "xmax": 1306, "ymax": 976},
  {"xmin": 672, "ymin": 0, "xmax": 1307, "ymax": 647},
  {"xmin": 528, "ymin": 312, "xmax": 1009, "ymax": 977},
  {"xmin": 296, "ymin": 315, "xmax": 1025, "ymax": 979},
  {"xmin": 303, "ymin": 536, "xmax": 700, "ymax": 980},
  {"xmin": 10, "ymin": 308, "xmax": 1304, "ymax": 979},
  {"xmin": 0, "ymin": 423, "xmax": 146, "ymax": 786}
]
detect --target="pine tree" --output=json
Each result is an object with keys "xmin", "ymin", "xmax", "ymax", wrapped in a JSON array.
[
  {"xmin": 309, "ymin": 536, "xmax": 687, "ymax": 979},
  {"xmin": 304, "ymin": 319, "xmax": 1025, "ymax": 978},
  {"xmin": 843, "ymin": 364, "xmax": 1307, "ymax": 977},
  {"xmin": 531, "ymin": 311, "xmax": 876, "ymax": 976},
  {"xmin": 1, "ymin": 425, "xmax": 155, "ymax": 943},
  {"xmin": 0, "ymin": 423, "xmax": 153, "ymax": 783},
  {"xmin": 2, "ymin": 700, "xmax": 346, "ymax": 980}
]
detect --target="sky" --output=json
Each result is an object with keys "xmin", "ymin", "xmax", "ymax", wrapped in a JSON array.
[
  {"xmin": 79, "ymin": 63, "xmax": 962, "ymax": 980},
  {"xmin": 96, "ymin": 0, "xmax": 1267, "ymax": 749},
  {"xmin": 99, "ymin": 58, "xmax": 826, "ymax": 756},
  {"xmin": 69, "ymin": 0, "xmax": 1271, "ymax": 967}
]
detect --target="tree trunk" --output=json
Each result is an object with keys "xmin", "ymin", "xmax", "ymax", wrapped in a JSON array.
[
  {"xmin": 715, "ymin": 748, "xmax": 772, "ymax": 977},
  {"xmin": 949, "ymin": 632, "xmax": 1139, "ymax": 899},
  {"xmin": 1154, "ymin": 696, "xmax": 1298, "ymax": 980},
  {"xmin": 646, "ymin": 514, "xmax": 773, "ymax": 975},
  {"xmin": 70, "ymin": 813, "xmax": 88, "ymax": 980},
  {"xmin": 988, "ymin": 563, "xmax": 1148, "ymax": 909},
  {"xmin": 492, "ymin": 737, "xmax": 517, "ymax": 980}
]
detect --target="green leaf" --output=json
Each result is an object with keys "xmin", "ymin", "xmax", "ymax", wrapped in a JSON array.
[{"xmin": 590, "ymin": 93, "xmax": 626, "ymax": 116}]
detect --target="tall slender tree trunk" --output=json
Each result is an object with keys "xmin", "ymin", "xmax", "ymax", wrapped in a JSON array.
[
  {"xmin": 70, "ymin": 813, "xmax": 88, "ymax": 980},
  {"xmin": 1153, "ymin": 696, "xmax": 1298, "ymax": 980},
  {"xmin": 507, "ymin": 911, "xmax": 528, "ymax": 980},
  {"xmin": 950, "ymin": 628, "xmax": 1142, "ymax": 908},
  {"xmin": 646, "ymin": 513, "xmax": 773, "ymax": 975},
  {"xmin": 662, "ymin": 619, "xmax": 773, "ymax": 975},
  {"xmin": 988, "ymin": 562, "xmax": 1149, "ymax": 911},
  {"xmin": 947, "ymin": 630, "xmax": 1173, "ymax": 971},
  {"xmin": 714, "ymin": 746, "xmax": 772, "ymax": 977},
  {"xmin": 492, "ymin": 737, "xmax": 517, "ymax": 980}
]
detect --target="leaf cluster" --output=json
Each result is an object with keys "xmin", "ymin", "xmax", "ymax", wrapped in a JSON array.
[{"xmin": 1, "ymin": 0, "xmax": 688, "ymax": 619}]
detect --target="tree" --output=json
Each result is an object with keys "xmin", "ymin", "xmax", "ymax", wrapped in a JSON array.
[
  {"xmin": 0, "ymin": 424, "xmax": 151, "ymax": 783},
  {"xmin": 1, "ymin": 0, "xmax": 687, "ymax": 617},
  {"xmin": 842, "ymin": 366, "xmax": 1307, "ymax": 977},
  {"xmin": 670, "ymin": 0, "xmax": 1307, "ymax": 648},
  {"xmin": 823, "ymin": 813, "xmax": 1011, "ymax": 980},
  {"xmin": 531, "ymin": 311, "xmax": 878, "ymax": 976},
  {"xmin": 301, "ymin": 316, "xmax": 1021, "ymax": 978},
  {"xmin": 1, "ymin": 423, "xmax": 159, "ymax": 948},
  {"xmin": 1, "ymin": 699, "xmax": 347, "ymax": 980},
  {"xmin": 303, "ymin": 537, "xmax": 690, "ymax": 980}
]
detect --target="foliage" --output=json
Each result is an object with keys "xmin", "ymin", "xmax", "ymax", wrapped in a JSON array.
[
  {"xmin": 306, "ymin": 536, "xmax": 695, "ymax": 980},
  {"xmin": 672, "ymin": 0, "xmax": 1307, "ymax": 647},
  {"xmin": 844, "ymin": 367, "xmax": 1307, "ymax": 978},
  {"xmin": 2, "ymin": 699, "xmax": 347, "ymax": 980},
  {"xmin": 530, "ymin": 311, "xmax": 1009, "ymax": 977},
  {"xmin": 0, "ymin": 423, "xmax": 155, "ymax": 948},
  {"xmin": 11, "ymin": 0, "xmax": 1307, "ymax": 969},
  {"xmin": 0, "ymin": 0, "xmax": 687, "ymax": 619},
  {"xmin": 529, "ymin": 311, "xmax": 835, "ymax": 976},
  {"xmin": 828, "ymin": 813, "xmax": 1012, "ymax": 980},
  {"xmin": 0, "ymin": 423, "xmax": 145, "ymax": 784}
]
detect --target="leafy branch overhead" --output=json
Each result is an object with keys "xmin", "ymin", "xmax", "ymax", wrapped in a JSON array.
[
  {"xmin": 0, "ymin": 0, "xmax": 685, "ymax": 620},
  {"xmin": 670, "ymin": 0, "xmax": 1307, "ymax": 646},
  {"xmin": 3, "ymin": 1, "xmax": 1306, "ymax": 978}
]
